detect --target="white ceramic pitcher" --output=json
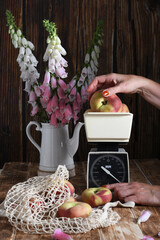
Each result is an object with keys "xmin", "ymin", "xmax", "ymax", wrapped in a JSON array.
[{"xmin": 26, "ymin": 121, "xmax": 84, "ymax": 175}]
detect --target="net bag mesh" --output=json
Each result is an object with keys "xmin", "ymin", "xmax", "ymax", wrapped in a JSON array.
[{"xmin": 4, "ymin": 165, "xmax": 120, "ymax": 234}]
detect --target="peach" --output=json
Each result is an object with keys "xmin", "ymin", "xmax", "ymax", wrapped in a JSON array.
[
  {"xmin": 121, "ymin": 103, "xmax": 129, "ymax": 112},
  {"xmin": 81, "ymin": 187, "xmax": 112, "ymax": 207},
  {"xmin": 57, "ymin": 201, "xmax": 92, "ymax": 218},
  {"xmin": 90, "ymin": 90, "xmax": 122, "ymax": 112}
]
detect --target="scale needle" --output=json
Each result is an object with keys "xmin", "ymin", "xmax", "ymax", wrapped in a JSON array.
[{"xmin": 101, "ymin": 166, "xmax": 121, "ymax": 183}]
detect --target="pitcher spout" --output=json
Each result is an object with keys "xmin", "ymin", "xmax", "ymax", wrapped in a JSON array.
[{"xmin": 67, "ymin": 122, "xmax": 84, "ymax": 157}]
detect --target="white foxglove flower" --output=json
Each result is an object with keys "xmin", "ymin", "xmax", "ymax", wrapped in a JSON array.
[
  {"xmin": 20, "ymin": 70, "xmax": 29, "ymax": 81},
  {"xmin": 14, "ymin": 33, "xmax": 18, "ymax": 41},
  {"xmin": 47, "ymin": 37, "xmax": 51, "ymax": 44},
  {"xmin": 78, "ymin": 76, "xmax": 85, "ymax": 87},
  {"xmin": 19, "ymin": 46, "xmax": 25, "ymax": 56},
  {"xmin": 52, "ymin": 49, "xmax": 61, "ymax": 59},
  {"xmin": 12, "ymin": 39, "xmax": 18, "ymax": 48},
  {"xmin": 55, "ymin": 36, "xmax": 61, "ymax": 45},
  {"xmin": 84, "ymin": 53, "xmax": 90, "ymax": 63},
  {"xmin": 57, "ymin": 45, "xmax": 66, "ymax": 55},
  {"xmin": 24, "ymin": 55, "xmax": 30, "ymax": 63},
  {"xmin": 90, "ymin": 60, "xmax": 97, "ymax": 73},
  {"xmin": 91, "ymin": 50, "xmax": 96, "ymax": 60},
  {"xmin": 28, "ymin": 41, "xmax": 35, "ymax": 50},
  {"xmin": 24, "ymin": 81, "xmax": 31, "ymax": 93},
  {"xmin": 17, "ymin": 29, "xmax": 22, "ymax": 37},
  {"xmin": 26, "ymin": 47, "xmax": 32, "ymax": 56},
  {"xmin": 18, "ymin": 36, "xmax": 22, "ymax": 45},
  {"xmin": 20, "ymin": 63, "xmax": 27, "ymax": 72},
  {"xmin": 49, "ymin": 58, "xmax": 56, "ymax": 73},
  {"xmin": 94, "ymin": 45, "xmax": 100, "ymax": 57},
  {"xmin": 22, "ymin": 37, "xmax": 28, "ymax": 47},
  {"xmin": 81, "ymin": 67, "xmax": 88, "ymax": 78},
  {"xmin": 30, "ymin": 55, "xmax": 38, "ymax": 66},
  {"xmin": 11, "ymin": 29, "xmax": 15, "ymax": 35}
]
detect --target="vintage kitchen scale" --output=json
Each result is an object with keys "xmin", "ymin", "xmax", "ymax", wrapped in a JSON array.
[{"xmin": 84, "ymin": 112, "xmax": 133, "ymax": 188}]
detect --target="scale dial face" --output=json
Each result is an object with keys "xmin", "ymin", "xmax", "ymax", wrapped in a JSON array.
[{"xmin": 88, "ymin": 152, "xmax": 129, "ymax": 188}]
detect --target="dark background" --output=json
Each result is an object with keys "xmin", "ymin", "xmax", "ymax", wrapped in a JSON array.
[{"xmin": 0, "ymin": 0, "xmax": 160, "ymax": 169}]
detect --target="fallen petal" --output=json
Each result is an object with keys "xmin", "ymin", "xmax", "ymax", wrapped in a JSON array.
[
  {"xmin": 138, "ymin": 210, "xmax": 151, "ymax": 224},
  {"xmin": 142, "ymin": 236, "xmax": 154, "ymax": 240},
  {"xmin": 52, "ymin": 228, "xmax": 72, "ymax": 240}
]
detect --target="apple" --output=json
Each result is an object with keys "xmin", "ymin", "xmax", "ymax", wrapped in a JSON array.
[
  {"xmin": 81, "ymin": 187, "xmax": 112, "ymax": 207},
  {"xmin": 57, "ymin": 201, "xmax": 92, "ymax": 218},
  {"xmin": 90, "ymin": 90, "xmax": 122, "ymax": 112},
  {"xmin": 121, "ymin": 103, "xmax": 129, "ymax": 112}
]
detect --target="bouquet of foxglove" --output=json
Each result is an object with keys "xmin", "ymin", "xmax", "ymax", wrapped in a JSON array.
[{"xmin": 6, "ymin": 10, "xmax": 103, "ymax": 127}]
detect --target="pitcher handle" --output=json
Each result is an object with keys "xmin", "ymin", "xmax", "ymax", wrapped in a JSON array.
[{"xmin": 26, "ymin": 121, "xmax": 41, "ymax": 153}]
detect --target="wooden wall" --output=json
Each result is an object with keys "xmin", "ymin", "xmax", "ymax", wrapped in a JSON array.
[{"xmin": 0, "ymin": 0, "xmax": 160, "ymax": 169}]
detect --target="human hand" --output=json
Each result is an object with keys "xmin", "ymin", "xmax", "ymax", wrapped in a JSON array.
[
  {"xmin": 104, "ymin": 182, "xmax": 160, "ymax": 206},
  {"xmin": 87, "ymin": 73, "xmax": 145, "ymax": 99}
]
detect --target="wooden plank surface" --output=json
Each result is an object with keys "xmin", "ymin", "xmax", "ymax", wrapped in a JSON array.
[
  {"xmin": 1, "ymin": 0, "xmax": 160, "ymax": 169},
  {"xmin": 0, "ymin": 160, "xmax": 160, "ymax": 239}
]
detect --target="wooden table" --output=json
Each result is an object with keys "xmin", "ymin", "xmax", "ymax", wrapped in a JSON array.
[{"xmin": 0, "ymin": 159, "xmax": 160, "ymax": 240}]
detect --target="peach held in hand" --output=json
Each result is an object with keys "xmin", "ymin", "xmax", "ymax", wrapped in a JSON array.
[
  {"xmin": 90, "ymin": 90, "xmax": 122, "ymax": 112},
  {"xmin": 57, "ymin": 201, "xmax": 92, "ymax": 218},
  {"xmin": 81, "ymin": 187, "xmax": 112, "ymax": 207}
]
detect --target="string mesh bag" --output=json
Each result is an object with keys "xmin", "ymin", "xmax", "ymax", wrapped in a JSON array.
[{"xmin": 4, "ymin": 165, "xmax": 121, "ymax": 234}]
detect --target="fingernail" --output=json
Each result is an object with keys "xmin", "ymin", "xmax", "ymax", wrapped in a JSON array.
[{"xmin": 103, "ymin": 90, "xmax": 110, "ymax": 97}]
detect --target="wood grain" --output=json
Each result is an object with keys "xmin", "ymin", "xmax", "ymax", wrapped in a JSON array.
[
  {"xmin": 0, "ymin": 0, "xmax": 160, "ymax": 168},
  {"xmin": 0, "ymin": 160, "xmax": 160, "ymax": 239}
]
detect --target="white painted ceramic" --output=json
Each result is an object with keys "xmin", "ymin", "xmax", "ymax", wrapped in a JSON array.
[
  {"xmin": 84, "ymin": 112, "xmax": 133, "ymax": 142},
  {"xmin": 26, "ymin": 121, "xmax": 84, "ymax": 172}
]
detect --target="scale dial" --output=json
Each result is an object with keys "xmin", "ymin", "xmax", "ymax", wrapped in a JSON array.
[{"xmin": 87, "ymin": 151, "xmax": 129, "ymax": 188}]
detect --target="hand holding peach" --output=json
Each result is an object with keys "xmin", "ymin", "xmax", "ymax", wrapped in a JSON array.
[
  {"xmin": 81, "ymin": 187, "xmax": 112, "ymax": 207},
  {"xmin": 89, "ymin": 90, "xmax": 129, "ymax": 113}
]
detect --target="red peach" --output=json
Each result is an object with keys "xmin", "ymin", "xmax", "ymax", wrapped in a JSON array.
[
  {"xmin": 81, "ymin": 187, "xmax": 112, "ymax": 207},
  {"xmin": 57, "ymin": 201, "xmax": 92, "ymax": 218}
]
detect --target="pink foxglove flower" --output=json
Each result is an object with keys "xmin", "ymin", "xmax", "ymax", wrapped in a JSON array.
[
  {"xmin": 29, "ymin": 91, "xmax": 36, "ymax": 103},
  {"xmin": 64, "ymin": 104, "xmax": 72, "ymax": 121},
  {"xmin": 138, "ymin": 210, "xmax": 151, "ymax": 224},
  {"xmin": 55, "ymin": 109, "xmax": 63, "ymax": 120},
  {"xmin": 73, "ymin": 100, "xmax": 80, "ymax": 114},
  {"xmin": 31, "ymin": 105, "xmax": 38, "ymax": 116},
  {"xmin": 58, "ymin": 79, "xmax": 68, "ymax": 91},
  {"xmin": 69, "ymin": 87, "xmax": 77, "ymax": 101},
  {"xmin": 81, "ymin": 86, "xmax": 88, "ymax": 102},
  {"xmin": 51, "ymin": 76, "xmax": 57, "ymax": 89},
  {"xmin": 52, "ymin": 228, "xmax": 72, "ymax": 240},
  {"xmin": 57, "ymin": 87, "xmax": 66, "ymax": 99},
  {"xmin": 56, "ymin": 66, "xmax": 68, "ymax": 79},
  {"xmin": 50, "ymin": 113, "xmax": 57, "ymax": 126},
  {"xmin": 34, "ymin": 85, "xmax": 42, "ymax": 97},
  {"xmin": 43, "ymin": 71, "xmax": 50, "ymax": 86},
  {"xmin": 50, "ymin": 95, "xmax": 59, "ymax": 112},
  {"xmin": 43, "ymin": 86, "xmax": 51, "ymax": 103}
]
